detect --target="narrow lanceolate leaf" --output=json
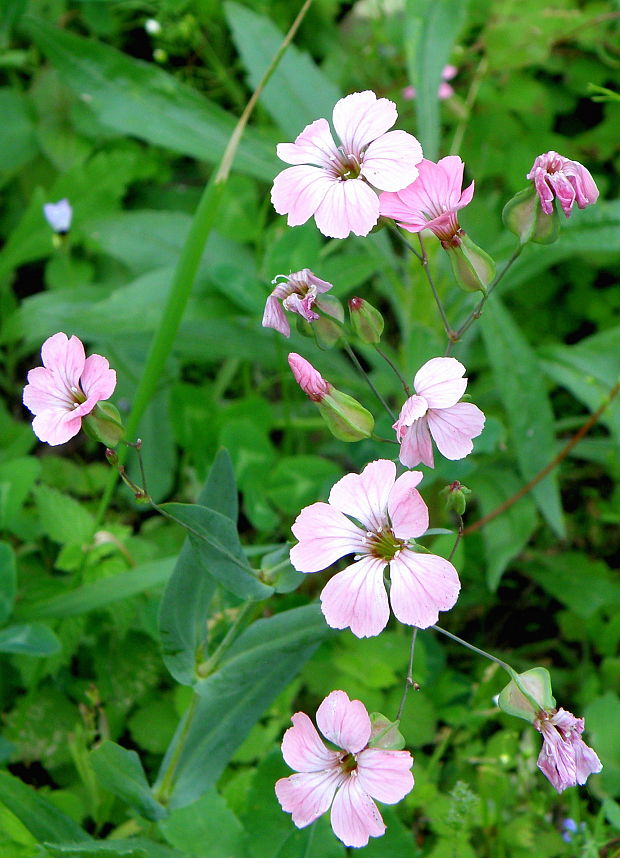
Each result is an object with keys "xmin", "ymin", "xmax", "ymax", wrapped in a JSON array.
[
  {"xmin": 0, "ymin": 622, "xmax": 60, "ymax": 656},
  {"xmin": 0, "ymin": 770, "xmax": 90, "ymax": 843},
  {"xmin": 155, "ymin": 604, "xmax": 328, "ymax": 808},
  {"xmin": 0, "ymin": 541, "xmax": 16, "ymax": 625},
  {"xmin": 481, "ymin": 297, "xmax": 565, "ymax": 537},
  {"xmin": 90, "ymin": 741, "xmax": 167, "ymax": 822},
  {"xmin": 24, "ymin": 17, "xmax": 277, "ymax": 180},
  {"xmin": 225, "ymin": 1, "xmax": 341, "ymax": 138},
  {"xmin": 42, "ymin": 842, "xmax": 186, "ymax": 858}
]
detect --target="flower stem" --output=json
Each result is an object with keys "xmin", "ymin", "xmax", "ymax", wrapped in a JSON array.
[
  {"xmin": 374, "ymin": 344, "xmax": 411, "ymax": 395},
  {"xmin": 396, "ymin": 627, "xmax": 418, "ymax": 721},
  {"xmin": 448, "ymin": 514, "xmax": 464, "ymax": 562},
  {"xmin": 196, "ymin": 601, "xmax": 255, "ymax": 678},
  {"xmin": 343, "ymin": 341, "xmax": 396, "ymax": 421},
  {"xmin": 154, "ymin": 692, "xmax": 199, "ymax": 804},
  {"xmin": 418, "ymin": 234, "xmax": 457, "ymax": 342}
]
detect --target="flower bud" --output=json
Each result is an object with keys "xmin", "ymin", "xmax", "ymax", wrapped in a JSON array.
[
  {"xmin": 444, "ymin": 232, "xmax": 495, "ymax": 294},
  {"xmin": 82, "ymin": 401, "xmax": 125, "ymax": 448},
  {"xmin": 348, "ymin": 297, "xmax": 384, "ymax": 344},
  {"xmin": 440, "ymin": 480, "xmax": 471, "ymax": 515},
  {"xmin": 288, "ymin": 353, "xmax": 331, "ymax": 402},
  {"xmin": 497, "ymin": 667, "xmax": 556, "ymax": 723},
  {"xmin": 502, "ymin": 186, "xmax": 560, "ymax": 245},
  {"xmin": 318, "ymin": 389, "xmax": 374, "ymax": 442},
  {"xmin": 368, "ymin": 713, "xmax": 406, "ymax": 750}
]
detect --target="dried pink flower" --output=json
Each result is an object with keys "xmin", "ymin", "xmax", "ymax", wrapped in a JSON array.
[
  {"xmin": 526, "ymin": 151, "xmax": 599, "ymax": 218},
  {"xmin": 275, "ymin": 690, "xmax": 414, "ymax": 848},
  {"xmin": 262, "ymin": 269, "xmax": 335, "ymax": 337},
  {"xmin": 535, "ymin": 708, "xmax": 602, "ymax": 792}
]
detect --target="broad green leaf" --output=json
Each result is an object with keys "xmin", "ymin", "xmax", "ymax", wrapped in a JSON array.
[
  {"xmin": 90, "ymin": 741, "xmax": 167, "ymax": 822},
  {"xmin": 0, "ymin": 88, "xmax": 37, "ymax": 173},
  {"xmin": 481, "ymin": 297, "xmax": 564, "ymax": 536},
  {"xmin": 0, "ymin": 623, "xmax": 60, "ymax": 656},
  {"xmin": 404, "ymin": 0, "xmax": 468, "ymax": 160},
  {"xmin": 0, "ymin": 770, "xmax": 89, "ymax": 844},
  {"xmin": 584, "ymin": 692, "xmax": 620, "ymax": 797},
  {"xmin": 468, "ymin": 467, "xmax": 538, "ymax": 590},
  {"xmin": 0, "ymin": 457, "xmax": 41, "ymax": 532},
  {"xmin": 525, "ymin": 552, "xmax": 620, "ymax": 619},
  {"xmin": 155, "ymin": 604, "xmax": 328, "ymax": 808},
  {"xmin": 34, "ymin": 485, "xmax": 95, "ymax": 547},
  {"xmin": 158, "ymin": 789, "xmax": 247, "ymax": 858},
  {"xmin": 25, "ymin": 17, "xmax": 277, "ymax": 181},
  {"xmin": 88, "ymin": 211, "xmax": 193, "ymax": 275},
  {"xmin": 159, "ymin": 503, "xmax": 272, "ymax": 601},
  {"xmin": 17, "ymin": 557, "xmax": 175, "ymax": 620},
  {"xmin": 0, "ymin": 542, "xmax": 16, "ymax": 625},
  {"xmin": 225, "ymin": 2, "xmax": 341, "ymax": 138}
]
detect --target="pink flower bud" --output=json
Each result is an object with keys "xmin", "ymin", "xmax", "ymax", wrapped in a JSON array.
[{"xmin": 287, "ymin": 353, "xmax": 330, "ymax": 402}]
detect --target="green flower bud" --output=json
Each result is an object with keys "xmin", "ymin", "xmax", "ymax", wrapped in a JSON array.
[
  {"xmin": 502, "ymin": 186, "xmax": 560, "ymax": 245},
  {"xmin": 444, "ymin": 232, "xmax": 495, "ymax": 294},
  {"xmin": 348, "ymin": 297, "xmax": 384, "ymax": 344},
  {"xmin": 498, "ymin": 667, "xmax": 556, "ymax": 723},
  {"xmin": 440, "ymin": 481, "xmax": 471, "ymax": 515},
  {"xmin": 82, "ymin": 401, "xmax": 125, "ymax": 448},
  {"xmin": 368, "ymin": 713, "xmax": 406, "ymax": 750},
  {"xmin": 318, "ymin": 389, "xmax": 374, "ymax": 442}
]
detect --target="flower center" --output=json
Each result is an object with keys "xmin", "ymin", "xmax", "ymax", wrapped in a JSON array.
[
  {"xmin": 333, "ymin": 148, "xmax": 362, "ymax": 181},
  {"xmin": 70, "ymin": 384, "xmax": 87, "ymax": 408},
  {"xmin": 339, "ymin": 752, "xmax": 358, "ymax": 774},
  {"xmin": 364, "ymin": 527, "xmax": 405, "ymax": 561}
]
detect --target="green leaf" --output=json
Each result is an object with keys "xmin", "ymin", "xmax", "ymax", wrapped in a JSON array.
[
  {"xmin": 42, "ymin": 843, "xmax": 147, "ymax": 858},
  {"xmin": 0, "ymin": 770, "xmax": 89, "ymax": 844},
  {"xmin": 0, "ymin": 542, "xmax": 16, "ymax": 625},
  {"xmin": 405, "ymin": 0, "xmax": 468, "ymax": 160},
  {"xmin": 90, "ymin": 741, "xmax": 167, "ymax": 822},
  {"xmin": 481, "ymin": 297, "xmax": 565, "ymax": 537},
  {"xmin": 0, "ymin": 623, "xmax": 60, "ymax": 656},
  {"xmin": 525, "ymin": 552, "xmax": 620, "ymax": 619},
  {"xmin": 0, "ymin": 457, "xmax": 41, "ymax": 532},
  {"xmin": 159, "ymin": 503, "xmax": 272, "ymax": 601},
  {"xmin": 468, "ymin": 467, "xmax": 538, "ymax": 590},
  {"xmin": 158, "ymin": 789, "xmax": 247, "ymax": 858},
  {"xmin": 34, "ymin": 484, "xmax": 95, "ymax": 547},
  {"xmin": 155, "ymin": 604, "xmax": 328, "ymax": 808},
  {"xmin": 0, "ymin": 88, "xmax": 37, "ymax": 172},
  {"xmin": 17, "ymin": 557, "xmax": 175, "ymax": 620},
  {"xmin": 25, "ymin": 17, "xmax": 277, "ymax": 180},
  {"xmin": 225, "ymin": 2, "xmax": 341, "ymax": 138},
  {"xmin": 584, "ymin": 692, "xmax": 620, "ymax": 797}
]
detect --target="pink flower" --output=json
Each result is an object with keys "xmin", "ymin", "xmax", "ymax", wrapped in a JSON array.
[
  {"xmin": 403, "ymin": 65, "xmax": 458, "ymax": 101},
  {"xmin": 290, "ymin": 459, "xmax": 460, "ymax": 637},
  {"xmin": 380, "ymin": 156, "xmax": 474, "ymax": 245},
  {"xmin": 275, "ymin": 690, "xmax": 414, "ymax": 848},
  {"xmin": 393, "ymin": 357, "xmax": 485, "ymax": 468},
  {"xmin": 271, "ymin": 90, "xmax": 423, "ymax": 239},
  {"xmin": 263, "ymin": 269, "xmax": 336, "ymax": 337},
  {"xmin": 534, "ymin": 708, "xmax": 602, "ymax": 793},
  {"xmin": 527, "ymin": 151, "xmax": 599, "ymax": 218},
  {"xmin": 288, "ymin": 353, "xmax": 331, "ymax": 401},
  {"xmin": 23, "ymin": 333, "xmax": 117, "ymax": 446}
]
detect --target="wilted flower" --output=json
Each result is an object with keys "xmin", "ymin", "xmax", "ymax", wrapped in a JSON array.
[
  {"xmin": 43, "ymin": 199, "xmax": 73, "ymax": 234},
  {"xmin": 403, "ymin": 65, "xmax": 458, "ymax": 101},
  {"xmin": 290, "ymin": 459, "xmax": 460, "ymax": 637},
  {"xmin": 271, "ymin": 90, "xmax": 423, "ymax": 239},
  {"xmin": 393, "ymin": 357, "xmax": 485, "ymax": 468},
  {"xmin": 263, "ymin": 269, "xmax": 337, "ymax": 337},
  {"xmin": 379, "ymin": 156, "xmax": 474, "ymax": 245},
  {"xmin": 534, "ymin": 708, "xmax": 602, "ymax": 793},
  {"xmin": 526, "ymin": 151, "xmax": 599, "ymax": 218},
  {"xmin": 23, "ymin": 333, "xmax": 116, "ymax": 446},
  {"xmin": 275, "ymin": 690, "xmax": 414, "ymax": 848}
]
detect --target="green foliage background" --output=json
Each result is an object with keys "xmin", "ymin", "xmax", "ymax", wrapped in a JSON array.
[{"xmin": 0, "ymin": 0, "xmax": 619, "ymax": 855}]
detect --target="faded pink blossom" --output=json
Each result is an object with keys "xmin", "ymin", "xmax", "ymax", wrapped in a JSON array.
[
  {"xmin": 403, "ymin": 65, "xmax": 457, "ymax": 101},
  {"xmin": 534, "ymin": 708, "xmax": 602, "ymax": 792},
  {"xmin": 288, "ymin": 353, "xmax": 331, "ymax": 401},
  {"xmin": 393, "ymin": 357, "xmax": 484, "ymax": 468},
  {"xmin": 290, "ymin": 459, "xmax": 460, "ymax": 637},
  {"xmin": 263, "ymin": 269, "xmax": 336, "ymax": 337},
  {"xmin": 23, "ymin": 333, "xmax": 116, "ymax": 446},
  {"xmin": 380, "ymin": 156, "xmax": 474, "ymax": 245},
  {"xmin": 271, "ymin": 90, "xmax": 423, "ymax": 239},
  {"xmin": 275, "ymin": 690, "xmax": 414, "ymax": 848},
  {"xmin": 527, "ymin": 151, "xmax": 599, "ymax": 218}
]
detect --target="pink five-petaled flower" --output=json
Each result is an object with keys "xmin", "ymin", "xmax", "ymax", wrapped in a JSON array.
[
  {"xmin": 23, "ymin": 333, "xmax": 116, "ymax": 446},
  {"xmin": 393, "ymin": 357, "xmax": 485, "ymax": 468},
  {"xmin": 290, "ymin": 459, "xmax": 460, "ymax": 637},
  {"xmin": 275, "ymin": 690, "xmax": 414, "ymax": 848},
  {"xmin": 271, "ymin": 90, "xmax": 423, "ymax": 240},
  {"xmin": 526, "ymin": 151, "xmax": 599, "ymax": 218},
  {"xmin": 262, "ymin": 269, "xmax": 335, "ymax": 337},
  {"xmin": 534, "ymin": 708, "xmax": 602, "ymax": 793},
  {"xmin": 379, "ymin": 155, "xmax": 474, "ymax": 246}
]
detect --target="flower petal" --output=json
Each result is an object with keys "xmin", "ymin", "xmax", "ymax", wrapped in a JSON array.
[
  {"xmin": 276, "ymin": 118, "xmax": 339, "ymax": 167},
  {"xmin": 328, "ymin": 459, "xmax": 395, "ymax": 531},
  {"xmin": 23, "ymin": 367, "xmax": 73, "ymax": 414},
  {"xmin": 281, "ymin": 712, "xmax": 340, "ymax": 772},
  {"xmin": 262, "ymin": 295, "xmax": 290, "ymax": 336},
  {"xmin": 356, "ymin": 748, "xmax": 414, "ymax": 803},
  {"xmin": 316, "ymin": 690, "xmax": 371, "ymax": 754},
  {"xmin": 31, "ymin": 409, "xmax": 82, "ymax": 446},
  {"xmin": 290, "ymin": 502, "xmax": 365, "ymax": 573},
  {"xmin": 330, "ymin": 776, "xmax": 386, "ymax": 848},
  {"xmin": 332, "ymin": 91, "xmax": 397, "ymax": 155},
  {"xmin": 320, "ymin": 556, "xmax": 390, "ymax": 638},
  {"xmin": 388, "ymin": 471, "xmax": 428, "ymax": 540},
  {"xmin": 413, "ymin": 357, "xmax": 467, "ymax": 408},
  {"xmin": 41, "ymin": 333, "xmax": 85, "ymax": 387},
  {"xmin": 313, "ymin": 178, "xmax": 380, "ymax": 239},
  {"xmin": 398, "ymin": 417, "xmax": 434, "ymax": 468},
  {"xmin": 361, "ymin": 130, "xmax": 423, "ymax": 192},
  {"xmin": 426, "ymin": 402, "xmax": 485, "ymax": 460},
  {"xmin": 276, "ymin": 768, "xmax": 344, "ymax": 828},
  {"xmin": 81, "ymin": 354, "xmax": 116, "ymax": 402},
  {"xmin": 389, "ymin": 550, "xmax": 460, "ymax": 628},
  {"xmin": 271, "ymin": 165, "xmax": 335, "ymax": 227}
]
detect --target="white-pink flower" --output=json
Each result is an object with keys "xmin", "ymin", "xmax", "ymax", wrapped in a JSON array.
[
  {"xmin": 275, "ymin": 690, "xmax": 414, "ymax": 848},
  {"xmin": 526, "ymin": 151, "xmax": 599, "ymax": 218},
  {"xmin": 271, "ymin": 90, "xmax": 423, "ymax": 240},
  {"xmin": 393, "ymin": 357, "xmax": 485, "ymax": 468},
  {"xmin": 290, "ymin": 459, "xmax": 460, "ymax": 637},
  {"xmin": 262, "ymin": 269, "xmax": 336, "ymax": 337},
  {"xmin": 534, "ymin": 708, "xmax": 602, "ymax": 793},
  {"xmin": 379, "ymin": 156, "xmax": 474, "ymax": 245},
  {"xmin": 23, "ymin": 333, "xmax": 116, "ymax": 446},
  {"xmin": 403, "ymin": 65, "xmax": 458, "ymax": 101}
]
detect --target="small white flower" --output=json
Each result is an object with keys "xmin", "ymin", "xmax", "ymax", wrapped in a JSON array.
[{"xmin": 43, "ymin": 199, "xmax": 73, "ymax": 234}]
